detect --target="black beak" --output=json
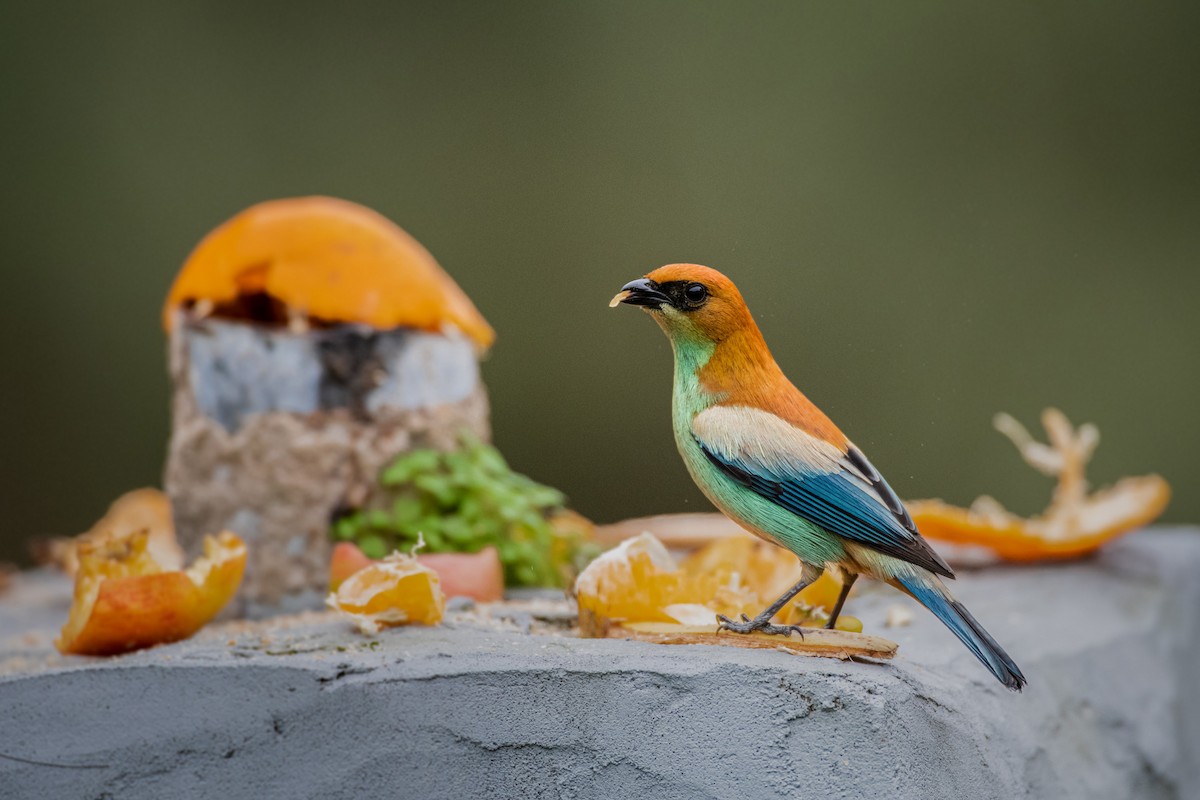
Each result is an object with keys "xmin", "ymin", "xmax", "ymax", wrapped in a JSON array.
[{"xmin": 610, "ymin": 278, "xmax": 670, "ymax": 309}]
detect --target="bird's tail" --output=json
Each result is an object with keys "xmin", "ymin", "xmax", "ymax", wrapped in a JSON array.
[{"xmin": 896, "ymin": 574, "xmax": 1026, "ymax": 691}]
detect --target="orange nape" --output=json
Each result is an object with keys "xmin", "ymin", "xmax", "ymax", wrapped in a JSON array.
[
  {"xmin": 327, "ymin": 553, "xmax": 445, "ymax": 634},
  {"xmin": 162, "ymin": 196, "xmax": 494, "ymax": 351},
  {"xmin": 56, "ymin": 530, "xmax": 246, "ymax": 656},
  {"xmin": 329, "ymin": 541, "xmax": 504, "ymax": 602},
  {"xmin": 574, "ymin": 533, "xmax": 861, "ymax": 635},
  {"xmin": 910, "ymin": 409, "xmax": 1171, "ymax": 561}
]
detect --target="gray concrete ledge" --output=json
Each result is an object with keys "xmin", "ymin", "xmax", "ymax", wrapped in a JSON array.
[{"xmin": 2, "ymin": 528, "xmax": 1198, "ymax": 800}]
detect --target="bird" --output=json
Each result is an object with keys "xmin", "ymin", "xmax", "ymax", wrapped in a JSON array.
[{"xmin": 610, "ymin": 264, "xmax": 1026, "ymax": 691}]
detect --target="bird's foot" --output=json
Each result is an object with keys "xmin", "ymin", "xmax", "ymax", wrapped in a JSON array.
[{"xmin": 716, "ymin": 613, "xmax": 805, "ymax": 639}]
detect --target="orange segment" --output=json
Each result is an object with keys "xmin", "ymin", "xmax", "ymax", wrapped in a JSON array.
[
  {"xmin": 328, "ymin": 541, "xmax": 504, "ymax": 602},
  {"xmin": 679, "ymin": 536, "xmax": 853, "ymax": 623},
  {"xmin": 796, "ymin": 571, "xmax": 843, "ymax": 613},
  {"xmin": 327, "ymin": 553, "xmax": 445, "ymax": 634},
  {"xmin": 574, "ymin": 533, "xmax": 860, "ymax": 635},
  {"xmin": 575, "ymin": 534, "xmax": 714, "ymax": 627},
  {"xmin": 163, "ymin": 196, "xmax": 494, "ymax": 351},
  {"xmin": 910, "ymin": 409, "xmax": 1171, "ymax": 561},
  {"xmin": 56, "ymin": 530, "xmax": 246, "ymax": 656}
]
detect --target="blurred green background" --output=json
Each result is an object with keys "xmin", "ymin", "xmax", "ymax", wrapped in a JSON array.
[{"xmin": 2, "ymin": 2, "xmax": 1197, "ymax": 565}]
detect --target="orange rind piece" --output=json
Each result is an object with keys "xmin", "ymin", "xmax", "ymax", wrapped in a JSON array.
[
  {"xmin": 56, "ymin": 530, "xmax": 246, "ymax": 656},
  {"xmin": 417, "ymin": 549, "xmax": 504, "ymax": 603},
  {"xmin": 163, "ymin": 196, "xmax": 494, "ymax": 351},
  {"xmin": 329, "ymin": 542, "xmax": 376, "ymax": 590},
  {"xmin": 327, "ymin": 552, "xmax": 446, "ymax": 634},
  {"xmin": 909, "ymin": 408, "xmax": 1171, "ymax": 561},
  {"xmin": 56, "ymin": 488, "xmax": 183, "ymax": 576}
]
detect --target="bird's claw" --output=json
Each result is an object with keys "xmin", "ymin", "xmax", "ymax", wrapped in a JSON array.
[{"xmin": 715, "ymin": 614, "xmax": 805, "ymax": 639}]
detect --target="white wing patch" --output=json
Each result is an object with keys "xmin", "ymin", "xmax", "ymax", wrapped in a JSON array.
[{"xmin": 691, "ymin": 406, "xmax": 846, "ymax": 476}]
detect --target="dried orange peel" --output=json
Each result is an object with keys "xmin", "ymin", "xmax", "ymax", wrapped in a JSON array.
[
  {"xmin": 56, "ymin": 529, "xmax": 246, "ymax": 656},
  {"xmin": 163, "ymin": 196, "xmax": 494, "ymax": 351},
  {"xmin": 574, "ymin": 533, "xmax": 861, "ymax": 636},
  {"xmin": 909, "ymin": 408, "xmax": 1170, "ymax": 561},
  {"xmin": 327, "ymin": 552, "xmax": 446, "ymax": 634}
]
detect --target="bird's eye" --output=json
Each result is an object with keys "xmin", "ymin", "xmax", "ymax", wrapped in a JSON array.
[{"xmin": 684, "ymin": 283, "xmax": 708, "ymax": 305}]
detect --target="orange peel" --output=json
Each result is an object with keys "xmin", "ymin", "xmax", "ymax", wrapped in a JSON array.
[
  {"xmin": 163, "ymin": 196, "xmax": 494, "ymax": 351},
  {"xmin": 55, "ymin": 488, "xmax": 183, "ymax": 576},
  {"xmin": 329, "ymin": 542, "xmax": 376, "ymax": 590},
  {"xmin": 327, "ymin": 552, "xmax": 446, "ymax": 634},
  {"xmin": 910, "ymin": 408, "xmax": 1171, "ymax": 561},
  {"xmin": 56, "ymin": 529, "xmax": 246, "ymax": 656}
]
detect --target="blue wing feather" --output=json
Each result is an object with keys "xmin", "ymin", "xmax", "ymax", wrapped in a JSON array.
[{"xmin": 698, "ymin": 439, "xmax": 954, "ymax": 578}]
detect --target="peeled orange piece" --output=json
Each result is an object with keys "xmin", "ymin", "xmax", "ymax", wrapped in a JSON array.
[
  {"xmin": 327, "ymin": 553, "xmax": 445, "ymax": 634},
  {"xmin": 329, "ymin": 541, "xmax": 504, "ymax": 602},
  {"xmin": 680, "ymin": 536, "xmax": 848, "ymax": 615},
  {"xmin": 574, "ymin": 534, "xmax": 707, "ymax": 631},
  {"xmin": 910, "ymin": 409, "xmax": 1171, "ymax": 561},
  {"xmin": 56, "ymin": 529, "xmax": 246, "ymax": 656},
  {"xmin": 679, "ymin": 535, "xmax": 857, "ymax": 627},
  {"xmin": 795, "ymin": 571, "xmax": 843, "ymax": 614},
  {"xmin": 574, "ymin": 533, "xmax": 861, "ymax": 635}
]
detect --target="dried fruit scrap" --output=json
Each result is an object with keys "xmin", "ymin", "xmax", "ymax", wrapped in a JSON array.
[
  {"xmin": 327, "ymin": 553, "xmax": 445, "ymax": 634},
  {"xmin": 329, "ymin": 541, "xmax": 504, "ymax": 602},
  {"xmin": 909, "ymin": 409, "xmax": 1171, "ymax": 561},
  {"xmin": 56, "ymin": 530, "xmax": 246, "ymax": 656}
]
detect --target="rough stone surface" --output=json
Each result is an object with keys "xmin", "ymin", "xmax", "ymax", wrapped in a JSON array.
[
  {"xmin": 1, "ymin": 528, "xmax": 1198, "ymax": 800},
  {"xmin": 164, "ymin": 314, "xmax": 490, "ymax": 616}
]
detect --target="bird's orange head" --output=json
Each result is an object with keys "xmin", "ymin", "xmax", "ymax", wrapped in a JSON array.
[
  {"xmin": 610, "ymin": 264, "xmax": 755, "ymax": 345},
  {"xmin": 611, "ymin": 263, "xmax": 844, "ymax": 444}
]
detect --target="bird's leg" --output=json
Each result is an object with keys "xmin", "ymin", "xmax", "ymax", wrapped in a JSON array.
[
  {"xmin": 823, "ymin": 573, "xmax": 858, "ymax": 629},
  {"xmin": 717, "ymin": 563, "xmax": 823, "ymax": 638}
]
